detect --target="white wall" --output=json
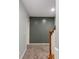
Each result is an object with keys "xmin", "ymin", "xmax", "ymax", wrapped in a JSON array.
[
  {"xmin": 56, "ymin": 0, "xmax": 59, "ymax": 49},
  {"xmin": 19, "ymin": 1, "xmax": 29, "ymax": 59},
  {"xmin": 55, "ymin": 0, "xmax": 59, "ymax": 59}
]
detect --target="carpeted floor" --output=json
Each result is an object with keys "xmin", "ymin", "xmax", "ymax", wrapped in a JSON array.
[
  {"xmin": 23, "ymin": 44, "xmax": 51, "ymax": 59},
  {"xmin": 22, "ymin": 44, "xmax": 57, "ymax": 59}
]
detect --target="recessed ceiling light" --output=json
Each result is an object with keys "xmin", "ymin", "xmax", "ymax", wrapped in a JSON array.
[
  {"xmin": 42, "ymin": 19, "xmax": 46, "ymax": 23},
  {"xmin": 51, "ymin": 8, "xmax": 55, "ymax": 12}
]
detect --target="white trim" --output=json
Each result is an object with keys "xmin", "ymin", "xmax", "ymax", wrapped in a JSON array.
[
  {"xmin": 55, "ymin": 47, "xmax": 59, "ymax": 51},
  {"xmin": 29, "ymin": 43, "xmax": 49, "ymax": 45},
  {"xmin": 20, "ymin": 47, "xmax": 27, "ymax": 59}
]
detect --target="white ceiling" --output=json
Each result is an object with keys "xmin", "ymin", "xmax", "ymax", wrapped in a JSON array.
[{"xmin": 22, "ymin": 0, "xmax": 56, "ymax": 17}]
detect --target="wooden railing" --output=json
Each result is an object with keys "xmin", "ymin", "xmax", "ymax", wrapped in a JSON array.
[{"xmin": 48, "ymin": 26, "xmax": 56, "ymax": 59}]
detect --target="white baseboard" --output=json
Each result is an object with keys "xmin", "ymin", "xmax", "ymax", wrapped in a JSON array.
[
  {"xmin": 20, "ymin": 47, "xmax": 27, "ymax": 59},
  {"xmin": 29, "ymin": 43, "xmax": 49, "ymax": 45}
]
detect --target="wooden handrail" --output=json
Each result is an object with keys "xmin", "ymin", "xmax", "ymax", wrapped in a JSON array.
[{"xmin": 48, "ymin": 26, "xmax": 56, "ymax": 59}]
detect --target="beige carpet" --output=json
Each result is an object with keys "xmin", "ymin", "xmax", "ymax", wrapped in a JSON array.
[{"xmin": 23, "ymin": 44, "xmax": 51, "ymax": 59}]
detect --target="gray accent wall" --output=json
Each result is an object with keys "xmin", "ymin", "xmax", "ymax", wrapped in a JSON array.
[{"xmin": 30, "ymin": 17, "xmax": 55, "ymax": 43}]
